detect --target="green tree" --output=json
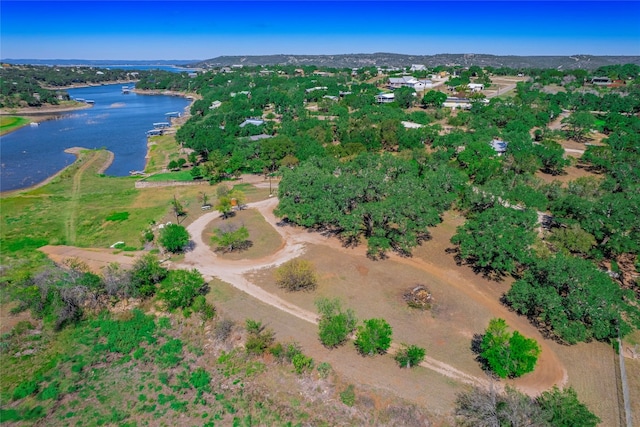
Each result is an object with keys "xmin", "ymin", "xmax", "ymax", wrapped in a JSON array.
[
  {"xmin": 394, "ymin": 344, "xmax": 426, "ymax": 368},
  {"xmin": 535, "ymin": 139, "xmax": 570, "ymax": 175},
  {"xmin": 479, "ymin": 318, "xmax": 541, "ymax": 378},
  {"xmin": 537, "ymin": 386, "xmax": 600, "ymax": 427},
  {"xmin": 505, "ymin": 254, "xmax": 639, "ymax": 343},
  {"xmin": 211, "ymin": 224, "xmax": 250, "ymax": 252},
  {"xmin": 451, "ymin": 205, "xmax": 537, "ymax": 276},
  {"xmin": 275, "ymin": 259, "xmax": 317, "ymax": 292},
  {"xmin": 159, "ymin": 223, "xmax": 190, "ymax": 253},
  {"xmin": 394, "ymin": 86, "xmax": 416, "ymax": 109},
  {"xmin": 422, "ymin": 90, "xmax": 447, "ymax": 108},
  {"xmin": 157, "ymin": 269, "xmax": 207, "ymax": 310},
  {"xmin": 130, "ymin": 253, "xmax": 167, "ymax": 297},
  {"xmin": 315, "ymin": 298, "xmax": 357, "ymax": 348},
  {"xmin": 215, "ymin": 196, "xmax": 233, "ymax": 219},
  {"xmin": 561, "ymin": 111, "xmax": 595, "ymax": 142},
  {"xmin": 354, "ymin": 318, "xmax": 393, "ymax": 356}
]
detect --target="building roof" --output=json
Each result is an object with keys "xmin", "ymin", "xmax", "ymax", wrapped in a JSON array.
[
  {"xmin": 239, "ymin": 118, "xmax": 265, "ymax": 127},
  {"xmin": 248, "ymin": 134, "xmax": 273, "ymax": 141},
  {"xmin": 490, "ymin": 139, "xmax": 508, "ymax": 153}
]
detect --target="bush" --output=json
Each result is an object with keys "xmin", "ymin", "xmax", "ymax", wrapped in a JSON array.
[
  {"xmin": 159, "ymin": 223, "xmax": 190, "ymax": 253},
  {"xmin": 191, "ymin": 295, "xmax": 215, "ymax": 321},
  {"xmin": 394, "ymin": 344, "xmax": 426, "ymax": 368},
  {"xmin": 214, "ymin": 318, "xmax": 235, "ymax": 342},
  {"xmin": 315, "ymin": 298, "xmax": 357, "ymax": 348},
  {"xmin": 354, "ymin": 318, "xmax": 393, "ymax": 356},
  {"xmin": 292, "ymin": 353, "xmax": 314, "ymax": 374},
  {"xmin": 317, "ymin": 362, "xmax": 332, "ymax": 379},
  {"xmin": 340, "ymin": 385, "xmax": 356, "ymax": 406},
  {"xmin": 244, "ymin": 319, "xmax": 275, "ymax": 355},
  {"xmin": 130, "ymin": 253, "xmax": 167, "ymax": 297},
  {"xmin": 157, "ymin": 269, "xmax": 207, "ymax": 311},
  {"xmin": 275, "ymin": 259, "xmax": 317, "ymax": 292},
  {"xmin": 211, "ymin": 224, "xmax": 250, "ymax": 253},
  {"xmin": 480, "ymin": 318, "xmax": 540, "ymax": 378}
]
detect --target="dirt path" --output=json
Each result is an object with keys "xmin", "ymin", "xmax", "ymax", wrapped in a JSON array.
[
  {"xmin": 64, "ymin": 150, "xmax": 104, "ymax": 245},
  {"xmin": 176, "ymin": 198, "xmax": 566, "ymax": 394}
]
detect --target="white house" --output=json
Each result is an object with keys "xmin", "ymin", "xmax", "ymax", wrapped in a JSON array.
[
  {"xmin": 467, "ymin": 83, "xmax": 485, "ymax": 92},
  {"xmin": 490, "ymin": 139, "xmax": 508, "ymax": 154},
  {"xmin": 410, "ymin": 64, "xmax": 426, "ymax": 72},
  {"xmin": 443, "ymin": 97, "xmax": 472, "ymax": 109},
  {"xmin": 209, "ymin": 100, "xmax": 222, "ymax": 110},
  {"xmin": 389, "ymin": 76, "xmax": 432, "ymax": 91},
  {"xmin": 401, "ymin": 121, "xmax": 424, "ymax": 129},
  {"xmin": 239, "ymin": 118, "xmax": 265, "ymax": 128},
  {"xmin": 376, "ymin": 93, "xmax": 395, "ymax": 103}
]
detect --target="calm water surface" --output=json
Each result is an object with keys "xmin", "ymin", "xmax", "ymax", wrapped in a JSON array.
[{"xmin": 0, "ymin": 84, "xmax": 190, "ymax": 192}]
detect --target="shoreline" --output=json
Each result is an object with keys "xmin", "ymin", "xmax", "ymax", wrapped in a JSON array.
[
  {"xmin": 0, "ymin": 148, "xmax": 114, "ymax": 198},
  {"xmin": 0, "ymin": 103, "xmax": 94, "ymax": 135},
  {"xmin": 137, "ymin": 89, "xmax": 197, "ymax": 172}
]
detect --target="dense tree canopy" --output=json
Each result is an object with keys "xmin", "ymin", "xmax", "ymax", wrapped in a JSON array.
[
  {"xmin": 276, "ymin": 153, "xmax": 465, "ymax": 258},
  {"xmin": 505, "ymin": 254, "xmax": 640, "ymax": 343}
]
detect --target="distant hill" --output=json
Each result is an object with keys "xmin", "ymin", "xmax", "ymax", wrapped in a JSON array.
[
  {"xmin": 190, "ymin": 53, "xmax": 640, "ymax": 70},
  {"xmin": 0, "ymin": 59, "xmax": 198, "ymax": 66}
]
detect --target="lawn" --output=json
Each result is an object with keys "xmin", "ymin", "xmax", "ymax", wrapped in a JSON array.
[
  {"xmin": 204, "ymin": 208, "xmax": 284, "ymax": 260},
  {"xmin": 143, "ymin": 170, "xmax": 194, "ymax": 182},
  {"xmin": 0, "ymin": 116, "xmax": 30, "ymax": 135}
]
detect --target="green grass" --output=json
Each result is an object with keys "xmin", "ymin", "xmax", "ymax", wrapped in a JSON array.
[
  {"xmin": 0, "ymin": 116, "xmax": 30, "ymax": 135},
  {"xmin": 144, "ymin": 171, "xmax": 194, "ymax": 182}
]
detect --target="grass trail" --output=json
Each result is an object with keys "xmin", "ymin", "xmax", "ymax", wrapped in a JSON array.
[{"xmin": 64, "ymin": 151, "xmax": 106, "ymax": 245}]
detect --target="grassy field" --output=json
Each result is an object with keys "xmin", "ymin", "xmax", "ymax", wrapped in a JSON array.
[{"xmin": 0, "ymin": 116, "xmax": 30, "ymax": 135}]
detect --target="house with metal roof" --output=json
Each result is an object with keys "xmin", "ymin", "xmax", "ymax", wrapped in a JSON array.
[{"xmin": 376, "ymin": 93, "xmax": 395, "ymax": 103}]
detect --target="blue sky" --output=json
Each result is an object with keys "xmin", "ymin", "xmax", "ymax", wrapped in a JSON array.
[{"xmin": 1, "ymin": 1, "xmax": 639, "ymax": 60}]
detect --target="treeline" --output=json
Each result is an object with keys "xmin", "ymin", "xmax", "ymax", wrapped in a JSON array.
[{"xmin": 1, "ymin": 64, "xmax": 144, "ymax": 107}]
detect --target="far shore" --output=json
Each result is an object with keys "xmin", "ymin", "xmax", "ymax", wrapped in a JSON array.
[
  {"xmin": 0, "ymin": 148, "xmax": 114, "ymax": 197},
  {"xmin": 0, "ymin": 103, "xmax": 94, "ymax": 135}
]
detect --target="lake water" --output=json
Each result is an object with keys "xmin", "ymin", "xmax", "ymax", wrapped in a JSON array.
[{"xmin": 0, "ymin": 84, "xmax": 191, "ymax": 192}]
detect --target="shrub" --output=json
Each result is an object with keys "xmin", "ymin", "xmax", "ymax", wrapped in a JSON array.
[
  {"xmin": 394, "ymin": 344, "xmax": 426, "ymax": 368},
  {"xmin": 190, "ymin": 368, "xmax": 212, "ymax": 393},
  {"xmin": 191, "ymin": 295, "xmax": 215, "ymax": 321},
  {"xmin": 317, "ymin": 362, "xmax": 332, "ymax": 379},
  {"xmin": 13, "ymin": 380, "xmax": 39, "ymax": 400},
  {"xmin": 105, "ymin": 211, "xmax": 129, "ymax": 221},
  {"xmin": 292, "ymin": 353, "xmax": 314, "ymax": 374},
  {"xmin": 354, "ymin": 318, "xmax": 393, "ymax": 356},
  {"xmin": 315, "ymin": 298, "xmax": 357, "ymax": 348},
  {"xmin": 340, "ymin": 385, "xmax": 356, "ymax": 406},
  {"xmin": 157, "ymin": 269, "xmax": 207, "ymax": 311},
  {"xmin": 214, "ymin": 318, "xmax": 235, "ymax": 342},
  {"xmin": 244, "ymin": 319, "xmax": 275, "ymax": 355},
  {"xmin": 130, "ymin": 253, "xmax": 167, "ymax": 297},
  {"xmin": 480, "ymin": 318, "xmax": 540, "ymax": 378},
  {"xmin": 159, "ymin": 223, "xmax": 190, "ymax": 253},
  {"xmin": 211, "ymin": 225, "xmax": 250, "ymax": 253},
  {"xmin": 275, "ymin": 259, "xmax": 317, "ymax": 292}
]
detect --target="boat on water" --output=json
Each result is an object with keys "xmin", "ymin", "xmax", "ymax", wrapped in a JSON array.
[
  {"xmin": 146, "ymin": 129, "xmax": 163, "ymax": 136},
  {"xmin": 122, "ymin": 86, "xmax": 131, "ymax": 94},
  {"xmin": 29, "ymin": 122, "xmax": 39, "ymax": 127},
  {"xmin": 85, "ymin": 100, "xmax": 95, "ymax": 104}
]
